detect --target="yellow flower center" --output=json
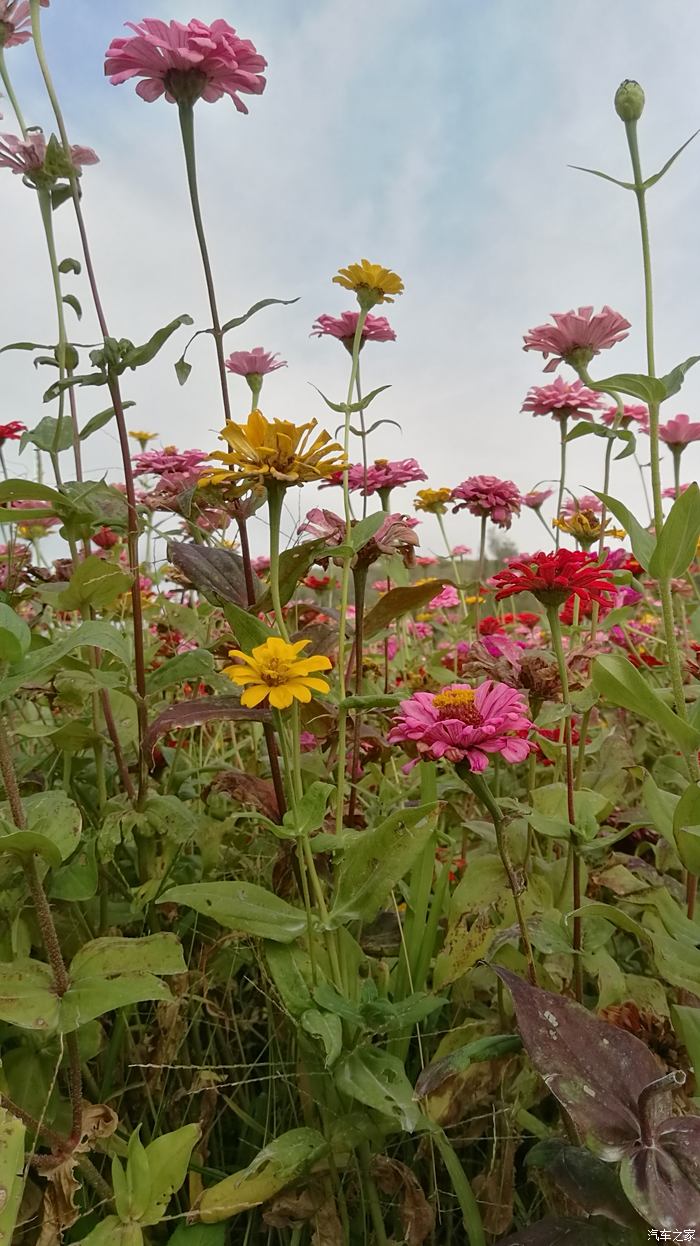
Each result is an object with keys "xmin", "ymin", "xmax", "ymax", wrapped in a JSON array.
[
  {"xmin": 433, "ymin": 687, "xmax": 482, "ymax": 725},
  {"xmin": 257, "ymin": 655, "xmax": 295, "ymax": 687}
]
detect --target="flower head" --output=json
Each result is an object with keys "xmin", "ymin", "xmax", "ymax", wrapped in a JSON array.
[
  {"xmin": 553, "ymin": 510, "xmax": 625, "ymax": 550},
  {"xmin": 452, "ymin": 544, "xmax": 472, "ymax": 556},
  {"xmin": 105, "ymin": 18, "xmax": 266, "ymax": 110},
  {"xmin": 601, "ymin": 402, "xmax": 649, "ymax": 432},
  {"xmin": 201, "ymin": 410, "xmax": 347, "ymax": 487},
  {"xmin": 493, "ymin": 549, "xmax": 616, "ymax": 609},
  {"xmin": 0, "ymin": 131, "xmax": 98, "ymax": 184},
  {"xmin": 561, "ymin": 493, "xmax": 603, "ymax": 517},
  {"xmin": 224, "ymin": 637, "xmax": 332, "ymax": 709},
  {"xmin": 322, "ymin": 457, "xmax": 427, "ymax": 497},
  {"xmin": 225, "ymin": 347, "xmax": 287, "ymax": 377},
  {"xmin": 0, "ymin": 421, "xmax": 26, "ymax": 443},
  {"xmin": 133, "ymin": 446, "xmax": 207, "ymax": 476},
  {"xmin": 311, "ymin": 311, "xmax": 396, "ymax": 349},
  {"xmin": 0, "ymin": 1, "xmax": 48, "ymax": 49},
  {"xmin": 521, "ymin": 376, "xmax": 603, "ymax": 421},
  {"xmin": 388, "ymin": 681, "xmax": 534, "ymax": 772},
  {"xmin": 522, "ymin": 489, "xmax": 553, "ymax": 511},
  {"xmin": 414, "ymin": 487, "xmax": 452, "ymax": 515},
  {"xmin": 129, "ymin": 429, "xmax": 158, "ymax": 445},
  {"xmin": 451, "ymin": 476, "xmax": 522, "ymax": 529},
  {"xmin": 299, "ymin": 508, "xmax": 418, "ymax": 567},
  {"xmin": 523, "ymin": 306, "xmax": 630, "ymax": 373},
  {"xmin": 332, "ymin": 259, "xmax": 404, "ymax": 307},
  {"xmin": 659, "ymin": 413, "xmax": 700, "ymax": 449},
  {"xmin": 429, "ymin": 585, "xmax": 460, "ymax": 610}
]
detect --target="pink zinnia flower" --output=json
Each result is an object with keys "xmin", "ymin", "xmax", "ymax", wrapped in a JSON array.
[
  {"xmin": 0, "ymin": 131, "xmax": 98, "ymax": 178},
  {"xmin": 105, "ymin": 18, "xmax": 267, "ymax": 110},
  {"xmin": 663, "ymin": 484, "xmax": 691, "ymax": 499},
  {"xmin": 133, "ymin": 446, "xmax": 208, "ymax": 477},
  {"xmin": 0, "ymin": 421, "xmax": 26, "ymax": 443},
  {"xmin": 451, "ymin": 544, "xmax": 472, "ymax": 556},
  {"xmin": 429, "ymin": 584, "xmax": 460, "ymax": 610},
  {"xmin": 252, "ymin": 555, "xmax": 270, "ymax": 576},
  {"xmin": 321, "ymin": 458, "xmax": 427, "ymax": 496},
  {"xmin": 388, "ymin": 681, "xmax": 534, "ymax": 772},
  {"xmin": 601, "ymin": 402, "xmax": 649, "ymax": 432},
  {"xmin": 452, "ymin": 476, "xmax": 522, "ymax": 529},
  {"xmin": 373, "ymin": 513, "xmax": 419, "ymax": 559},
  {"xmin": 523, "ymin": 306, "xmax": 631, "ymax": 373},
  {"xmin": 521, "ymin": 376, "xmax": 603, "ymax": 421},
  {"xmin": 659, "ymin": 413, "xmax": 700, "ymax": 449},
  {"xmin": 0, "ymin": 1, "xmax": 48, "ymax": 49},
  {"xmin": 298, "ymin": 508, "xmax": 345, "ymax": 546},
  {"xmin": 561, "ymin": 493, "xmax": 603, "ymax": 517},
  {"xmin": 522, "ymin": 489, "xmax": 553, "ymax": 510},
  {"xmin": 311, "ymin": 311, "xmax": 396, "ymax": 348},
  {"xmin": 225, "ymin": 347, "xmax": 286, "ymax": 376}
]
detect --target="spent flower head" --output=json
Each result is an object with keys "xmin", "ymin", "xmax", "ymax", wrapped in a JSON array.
[
  {"xmin": 201, "ymin": 410, "xmax": 347, "ymax": 488},
  {"xmin": 0, "ymin": 130, "xmax": 98, "ymax": 185}
]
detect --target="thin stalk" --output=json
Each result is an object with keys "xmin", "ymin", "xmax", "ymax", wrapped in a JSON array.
[
  {"xmin": 347, "ymin": 565, "xmax": 367, "ymax": 826},
  {"xmin": 437, "ymin": 512, "xmax": 468, "ymax": 617},
  {"xmin": 546, "ymin": 605, "xmax": 582, "ymax": 1000},
  {"xmin": 555, "ymin": 417, "xmax": 568, "ymax": 550},
  {"xmin": 475, "ymin": 514, "xmax": 487, "ymax": 628},
  {"xmin": 432, "ymin": 1129, "xmax": 485, "ymax": 1246},
  {"xmin": 266, "ymin": 482, "xmax": 290, "ymax": 640}
]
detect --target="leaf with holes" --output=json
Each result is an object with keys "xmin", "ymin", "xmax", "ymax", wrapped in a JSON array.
[{"xmin": 199, "ymin": 1128, "xmax": 327, "ymax": 1222}]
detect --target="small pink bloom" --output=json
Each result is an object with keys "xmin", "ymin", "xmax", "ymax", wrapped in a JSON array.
[
  {"xmin": 451, "ymin": 544, "xmax": 472, "ymax": 556},
  {"xmin": 105, "ymin": 18, "xmax": 267, "ymax": 110},
  {"xmin": 321, "ymin": 458, "xmax": 427, "ymax": 496},
  {"xmin": 659, "ymin": 413, "xmax": 700, "ymax": 449},
  {"xmin": 561, "ymin": 493, "xmax": 603, "ymax": 517},
  {"xmin": 0, "ymin": 130, "xmax": 98, "ymax": 177},
  {"xmin": 663, "ymin": 483, "xmax": 691, "ymax": 499},
  {"xmin": 225, "ymin": 347, "xmax": 286, "ymax": 376},
  {"xmin": 133, "ymin": 446, "xmax": 208, "ymax": 477},
  {"xmin": 523, "ymin": 305, "xmax": 630, "ymax": 373},
  {"xmin": 388, "ymin": 680, "xmax": 534, "ymax": 772},
  {"xmin": 522, "ymin": 489, "xmax": 553, "ymax": 510},
  {"xmin": 415, "ymin": 554, "xmax": 439, "ymax": 566},
  {"xmin": 451, "ymin": 476, "xmax": 521, "ymax": 529},
  {"xmin": 521, "ymin": 376, "xmax": 603, "ymax": 420},
  {"xmin": 601, "ymin": 402, "xmax": 649, "ymax": 432},
  {"xmin": 0, "ymin": 0, "xmax": 48, "ymax": 49},
  {"xmin": 429, "ymin": 585, "xmax": 460, "ymax": 610},
  {"xmin": 311, "ymin": 311, "xmax": 396, "ymax": 346}
]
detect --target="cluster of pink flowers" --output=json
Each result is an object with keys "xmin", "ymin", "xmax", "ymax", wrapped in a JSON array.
[
  {"xmin": 311, "ymin": 312, "xmax": 396, "ymax": 346},
  {"xmin": 523, "ymin": 305, "xmax": 631, "ymax": 373},
  {"xmin": 0, "ymin": 131, "xmax": 99, "ymax": 178},
  {"xmin": 521, "ymin": 376, "xmax": 602, "ymax": 421},
  {"xmin": 225, "ymin": 347, "xmax": 286, "ymax": 377},
  {"xmin": 389, "ymin": 681, "xmax": 534, "ymax": 772},
  {"xmin": 451, "ymin": 475, "xmax": 522, "ymax": 529},
  {"xmin": 105, "ymin": 18, "xmax": 267, "ymax": 111},
  {"xmin": 322, "ymin": 458, "xmax": 427, "ymax": 496}
]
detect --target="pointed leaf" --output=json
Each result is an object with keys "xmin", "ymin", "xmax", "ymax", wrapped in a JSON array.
[
  {"xmin": 168, "ymin": 542, "xmax": 251, "ymax": 608},
  {"xmin": 80, "ymin": 400, "xmax": 135, "ymax": 441},
  {"xmin": 649, "ymin": 481, "xmax": 700, "ymax": 579},
  {"xmin": 643, "ymin": 129, "xmax": 700, "ymax": 189},
  {"xmin": 145, "ymin": 696, "xmax": 271, "ymax": 764},
  {"xmin": 124, "ymin": 313, "xmax": 193, "ymax": 370},
  {"xmin": 594, "ymin": 491, "xmax": 655, "ymax": 570},
  {"xmin": 569, "ymin": 163, "xmax": 635, "ymax": 190},
  {"xmin": 57, "ymin": 555, "xmax": 132, "ymax": 610},
  {"xmin": 62, "ymin": 293, "xmax": 82, "ymax": 321},
  {"xmin": 0, "ymin": 604, "xmax": 31, "ymax": 663},
  {"xmin": 659, "ymin": 353, "xmax": 700, "ymax": 399},
  {"xmin": 220, "ymin": 296, "xmax": 299, "ymax": 336},
  {"xmin": 199, "ymin": 1128, "xmax": 327, "ymax": 1222},
  {"xmin": 565, "ymin": 420, "xmax": 636, "ymax": 460},
  {"xmin": 254, "ymin": 539, "xmax": 328, "ymax": 612},
  {"xmin": 312, "ymin": 383, "xmax": 391, "ymax": 415},
  {"xmin": 588, "ymin": 372, "xmax": 666, "ymax": 405},
  {"xmin": 331, "ymin": 803, "xmax": 437, "ymax": 924},
  {"xmin": 592, "ymin": 654, "xmax": 700, "ymax": 752},
  {"xmin": 364, "ymin": 579, "xmax": 455, "ymax": 639},
  {"xmin": 335, "ymin": 1048, "xmax": 422, "ymax": 1132},
  {"xmin": 159, "ymin": 882, "xmax": 308, "ymax": 943},
  {"xmin": 0, "ymin": 1107, "xmax": 25, "ymax": 1243},
  {"xmin": 141, "ymin": 1124, "xmax": 201, "ymax": 1226},
  {"xmin": 0, "ymin": 959, "xmax": 60, "ymax": 1031}
]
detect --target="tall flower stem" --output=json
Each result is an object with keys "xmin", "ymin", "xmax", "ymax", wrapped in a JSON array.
[
  {"xmin": 347, "ymin": 564, "xmax": 367, "ymax": 826},
  {"xmin": 623, "ymin": 112, "xmax": 700, "ymax": 917},
  {"xmin": 266, "ymin": 482, "xmax": 290, "ymax": 641},
  {"xmin": 555, "ymin": 417, "xmax": 568, "ymax": 550},
  {"xmin": 475, "ymin": 514, "xmax": 488, "ymax": 627},
  {"xmin": 546, "ymin": 604, "xmax": 582, "ymax": 1000},
  {"xmin": 437, "ymin": 512, "xmax": 468, "ymax": 618},
  {"xmin": 177, "ymin": 102, "xmax": 232, "ymax": 424},
  {"xmin": 672, "ymin": 447, "xmax": 682, "ymax": 500}
]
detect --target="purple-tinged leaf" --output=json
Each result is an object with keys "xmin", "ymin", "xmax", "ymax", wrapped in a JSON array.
[
  {"xmin": 494, "ymin": 967, "xmax": 667, "ymax": 1159},
  {"xmin": 168, "ymin": 542, "xmax": 252, "ymax": 608},
  {"xmin": 146, "ymin": 697, "xmax": 271, "ymax": 764},
  {"xmin": 363, "ymin": 579, "xmax": 456, "ymax": 639},
  {"xmin": 497, "ymin": 1219, "xmax": 607, "ymax": 1245},
  {"xmin": 526, "ymin": 1139, "xmax": 641, "ymax": 1228},
  {"xmin": 620, "ymin": 1109, "xmax": 700, "ymax": 1231}
]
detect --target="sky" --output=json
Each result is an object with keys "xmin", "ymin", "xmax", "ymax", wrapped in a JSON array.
[{"xmin": 3, "ymin": 0, "xmax": 700, "ymax": 560}]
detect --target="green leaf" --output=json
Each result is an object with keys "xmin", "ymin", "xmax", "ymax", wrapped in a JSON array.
[
  {"xmin": 282, "ymin": 781, "xmax": 334, "ymax": 838},
  {"xmin": 141, "ymin": 1124, "xmax": 201, "ymax": 1226},
  {"xmin": 363, "ymin": 579, "xmax": 455, "ymax": 639},
  {"xmin": 0, "ymin": 621, "xmax": 131, "ymax": 704},
  {"xmin": 649, "ymin": 482, "xmax": 700, "ymax": 579},
  {"xmin": 567, "ymin": 902, "xmax": 650, "ymax": 943},
  {"xmin": 0, "ymin": 1107, "xmax": 26, "ymax": 1243},
  {"xmin": 0, "ymin": 604, "xmax": 31, "ymax": 663},
  {"xmin": 0, "ymin": 790, "xmax": 82, "ymax": 867},
  {"xmin": 70, "ymin": 933, "xmax": 186, "ymax": 980},
  {"xmin": 592, "ymin": 654, "xmax": 700, "ymax": 752},
  {"xmin": 335, "ymin": 1048, "xmax": 422, "ymax": 1132},
  {"xmin": 415, "ymin": 1034, "xmax": 522, "ymax": 1098},
  {"xmin": 124, "ymin": 313, "xmax": 193, "ymax": 370},
  {"xmin": 529, "ymin": 784, "xmax": 609, "ymax": 842},
  {"xmin": 222, "ymin": 601, "xmax": 273, "ymax": 651},
  {"xmin": 569, "ymin": 163, "xmax": 635, "ymax": 190},
  {"xmin": 254, "ymin": 539, "xmax": 328, "ymax": 613},
  {"xmin": 587, "ymin": 372, "xmax": 666, "ymax": 405},
  {"xmin": 220, "ymin": 296, "xmax": 299, "ymax": 336},
  {"xmin": 62, "ymin": 293, "xmax": 82, "ymax": 321},
  {"xmin": 125, "ymin": 1129, "xmax": 152, "ymax": 1221},
  {"xmin": 312, "ymin": 383, "xmax": 391, "ymax": 415},
  {"xmin": 565, "ymin": 420, "xmax": 636, "ymax": 461},
  {"xmin": 167, "ymin": 1227, "xmax": 226, "ymax": 1246},
  {"xmin": 145, "ymin": 649, "xmax": 215, "ymax": 696},
  {"xmin": 593, "ymin": 492, "xmax": 655, "ymax": 570},
  {"xmin": 159, "ymin": 882, "xmax": 308, "ymax": 943},
  {"xmin": 331, "ymin": 803, "xmax": 437, "ymax": 924},
  {"xmin": 199, "ymin": 1128, "xmax": 327, "ymax": 1222},
  {"xmin": 174, "ymin": 357, "xmax": 192, "ymax": 386},
  {"xmin": 58, "ymin": 257, "xmax": 81, "ymax": 275},
  {"xmin": 673, "ymin": 782, "xmax": 700, "ymax": 874},
  {"xmin": 49, "ymin": 839, "xmax": 98, "ymax": 901},
  {"xmin": 56, "ymin": 555, "xmax": 132, "ymax": 610},
  {"xmin": 43, "ymin": 371, "xmax": 107, "ymax": 402},
  {"xmin": 644, "ymin": 130, "xmax": 700, "ymax": 190},
  {"xmin": 20, "ymin": 414, "xmax": 74, "ymax": 454},
  {"xmin": 80, "ymin": 400, "xmax": 135, "ymax": 441},
  {"xmin": 671, "ymin": 1005, "xmax": 700, "ymax": 1077},
  {"xmin": 658, "ymin": 353, "xmax": 700, "ymax": 399},
  {"xmin": 0, "ymin": 478, "xmax": 62, "ymax": 505},
  {"xmin": 349, "ymin": 511, "xmax": 387, "ymax": 550},
  {"xmin": 300, "ymin": 1008, "xmax": 343, "ymax": 1067},
  {"xmin": 0, "ymin": 959, "xmax": 59, "ymax": 1031}
]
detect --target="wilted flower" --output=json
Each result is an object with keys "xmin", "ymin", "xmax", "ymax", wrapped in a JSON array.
[
  {"xmin": 493, "ymin": 549, "xmax": 616, "ymax": 609},
  {"xmin": 452, "ymin": 476, "xmax": 522, "ymax": 529},
  {"xmin": 0, "ymin": 1, "xmax": 49, "ymax": 49},
  {"xmin": 225, "ymin": 347, "xmax": 286, "ymax": 376},
  {"xmin": 0, "ymin": 421, "xmax": 26, "ymax": 444},
  {"xmin": 332, "ymin": 259, "xmax": 404, "ymax": 307},
  {"xmin": 105, "ymin": 18, "xmax": 267, "ymax": 110},
  {"xmin": 311, "ymin": 311, "xmax": 396, "ymax": 349},
  {"xmin": 299, "ymin": 508, "xmax": 418, "ymax": 568},
  {"xmin": 224, "ymin": 637, "xmax": 331, "ymax": 709},
  {"xmin": 201, "ymin": 410, "xmax": 347, "ymax": 488},
  {"xmin": 601, "ymin": 402, "xmax": 649, "ymax": 432},
  {"xmin": 133, "ymin": 446, "xmax": 208, "ymax": 476},
  {"xmin": 0, "ymin": 131, "xmax": 98, "ymax": 183},
  {"xmin": 523, "ymin": 306, "xmax": 630, "ymax": 373},
  {"xmin": 414, "ymin": 487, "xmax": 452, "ymax": 515},
  {"xmin": 659, "ymin": 413, "xmax": 700, "ymax": 449},
  {"xmin": 521, "ymin": 376, "xmax": 603, "ymax": 421},
  {"xmin": 522, "ymin": 489, "xmax": 553, "ymax": 511},
  {"xmin": 388, "ymin": 681, "xmax": 534, "ymax": 771}
]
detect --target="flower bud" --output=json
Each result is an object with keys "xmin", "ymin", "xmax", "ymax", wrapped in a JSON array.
[{"xmin": 615, "ymin": 80, "xmax": 645, "ymax": 123}]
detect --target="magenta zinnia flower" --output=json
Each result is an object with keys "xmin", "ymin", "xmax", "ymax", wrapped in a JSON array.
[
  {"xmin": 0, "ymin": 0, "xmax": 49, "ymax": 49},
  {"xmin": 0, "ymin": 421, "xmax": 26, "ymax": 443},
  {"xmin": 132, "ymin": 446, "xmax": 208, "ymax": 477},
  {"xmin": 452, "ymin": 476, "xmax": 522, "ymax": 529},
  {"xmin": 388, "ymin": 681, "xmax": 534, "ymax": 772},
  {"xmin": 601, "ymin": 402, "xmax": 649, "ymax": 432},
  {"xmin": 0, "ymin": 131, "xmax": 98, "ymax": 178},
  {"xmin": 311, "ymin": 311, "xmax": 396, "ymax": 348},
  {"xmin": 521, "ymin": 376, "xmax": 603, "ymax": 421},
  {"xmin": 659, "ymin": 413, "xmax": 700, "ymax": 449},
  {"xmin": 523, "ymin": 306, "xmax": 631, "ymax": 373},
  {"xmin": 104, "ymin": 18, "xmax": 267, "ymax": 110},
  {"xmin": 225, "ymin": 347, "xmax": 287, "ymax": 377},
  {"xmin": 320, "ymin": 458, "xmax": 427, "ymax": 496},
  {"xmin": 561, "ymin": 493, "xmax": 603, "ymax": 517},
  {"xmin": 522, "ymin": 489, "xmax": 553, "ymax": 510}
]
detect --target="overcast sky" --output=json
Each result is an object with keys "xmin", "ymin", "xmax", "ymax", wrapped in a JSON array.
[{"xmin": 3, "ymin": 0, "xmax": 700, "ymax": 559}]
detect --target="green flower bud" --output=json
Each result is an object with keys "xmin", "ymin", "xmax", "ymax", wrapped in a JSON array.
[{"xmin": 615, "ymin": 80, "xmax": 645, "ymax": 123}]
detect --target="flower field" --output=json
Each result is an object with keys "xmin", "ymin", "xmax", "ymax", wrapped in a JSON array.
[{"xmin": 0, "ymin": 7, "xmax": 699, "ymax": 1245}]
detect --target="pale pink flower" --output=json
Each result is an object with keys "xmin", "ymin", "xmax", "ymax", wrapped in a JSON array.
[
  {"xmin": 320, "ymin": 458, "xmax": 427, "ymax": 496},
  {"xmin": 388, "ymin": 680, "xmax": 534, "ymax": 772},
  {"xmin": 298, "ymin": 508, "xmax": 345, "ymax": 546},
  {"xmin": 659, "ymin": 413, "xmax": 700, "ymax": 449},
  {"xmin": 523, "ymin": 306, "xmax": 631, "ymax": 373},
  {"xmin": 105, "ymin": 18, "xmax": 267, "ymax": 111},
  {"xmin": 561, "ymin": 493, "xmax": 603, "ymax": 517},
  {"xmin": 451, "ymin": 476, "xmax": 522, "ymax": 529},
  {"xmin": 522, "ymin": 489, "xmax": 553, "ymax": 510},
  {"xmin": 225, "ymin": 347, "xmax": 286, "ymax": 376},
  {"xmin": 601, "ymin": 402, "xmax": 649, "ymax": 432},
  {"xmin": 451, "ymin": 544, "xmax": 472, "ymax": 556},
  {"xmin": 521, "ymin": 376, "xmax": 603, "ymax": 420},
  {"xmin": 0, "ymin": 131, "xmax": 98, "ymax": 177},
  {"xmin": 311, "ymin": 311, "xmax": 396, "ymax": 347},
  {"xmin": 133, "ymin": 446, "xmax": 208, "ymax": 476},
  {"xmin": 429, "ymin": 585, "xmax": 460, "ymax": 610},
  {"xmin": 374, "ymin": 514, "xmax": 419, "ymax": 560},
  {"xmin": 252, "ymin": 556, "xmax": 270, "ymax": 576},
  {"xmin": 416, "ymin": 554, "xmax": 439, "ymax": 567},
  {"xmin": 0, "ymin": 1, "xmax": 48, "ymax": 49},
  {"xmin": 663, "ymin": 483, "xmax": 691, "ymax": 499}
]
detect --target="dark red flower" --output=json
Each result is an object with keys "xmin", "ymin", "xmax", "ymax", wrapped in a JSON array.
[
  {"xmin": 0, "ymin": 421, "xmax": 26, "ymax": 443},
  {"xmin": 516, "ymin": 611, "xmax": 540, "ymax": 628},
  {"xmin": 93, "ymin": 526, "xmax": 120, "ymax": 549},
  {"xmin": 478, "ymin": 614, "xmax": 506, "ymax": 636},
  {"xmin": 493, "ymin": 549, "xmax": 615, "ymax": 609}
]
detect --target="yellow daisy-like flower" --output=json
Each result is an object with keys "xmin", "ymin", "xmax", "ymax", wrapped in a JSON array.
[
  {"xmin": 332, "ymin": 258, "xmax": 404, "ymax": 307},
  {"xmin": 414, "ymin": 487, "xmax": 452, "ymax": 515},
  {"xmin": 224, "ymin": 637, "xmax": 333, "ymax": 709},
  {"xmin": 198, "ymin": 410, "xmax": 347, "ymax": 489},
  {"xmin": 553, "ymin": 511, "xmax": 625, "ymax": 549},
  {"xmin": 129, "ymin": 429, "xmax": 158, "ymax": 446}
]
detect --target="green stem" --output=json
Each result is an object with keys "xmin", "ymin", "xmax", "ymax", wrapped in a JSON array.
[
  {"xmin": 266, "ymin": 482, "xmax": 290, "ymax": 640},
  {"xmin": 555, "ymin": 417, "xmax": 568, "ymax": 550},
  {"xmin": 437, "ymin": 511, "xmax": 468, "ymax": 617},
  {"xmin": 546, "ymin": 605, "xmax": 582, "ymax": 1000},
  {"xmin": 475, "ymin": 514, "xmax": 487, "ymax": 628},
  {"xmin": 358, "ymin": 1140, "xmax": 388, "ymax": 1246},
  {"xmin": 347, "ymin": 564, "xmax": 367, "ymax": 826},
  {"xmin": 0, "ymin": 50, "xmax": 26, "ymax": 132},
  {"xmin": 432, "ymin": 1129, "xmax": 485, "ymax": 1246}
]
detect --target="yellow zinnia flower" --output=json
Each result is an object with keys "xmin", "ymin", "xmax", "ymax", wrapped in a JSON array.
[
  {"xmin": 198, "ymin": 410, "xmax": 347, "ymax": 488},
  {"xmin": 129, "ymin": 429, "xmax": 158, "ymax": 446},
  {"xmin": 224, "ymin": 637, "xmax": 332, "ymax": 709},
  {"xmin": 414, "ymin": 487, "xmax": 452, "ymax": 515},
  {"xmin": 332, "ymin": 258, "xmax": 404, "ymax": 306},
  {"xmin": 553, "ymin": 511, "xmax": 625, "ymax": 549}
]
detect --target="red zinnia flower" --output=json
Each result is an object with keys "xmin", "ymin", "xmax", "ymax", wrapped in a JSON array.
[
  {"xmin": 493, "ymin": 549, "xmax": 615, "ymax": 609},
  {"xmin": 0, "ymin": 420, "xmax": 26, "ymax": 443}
]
